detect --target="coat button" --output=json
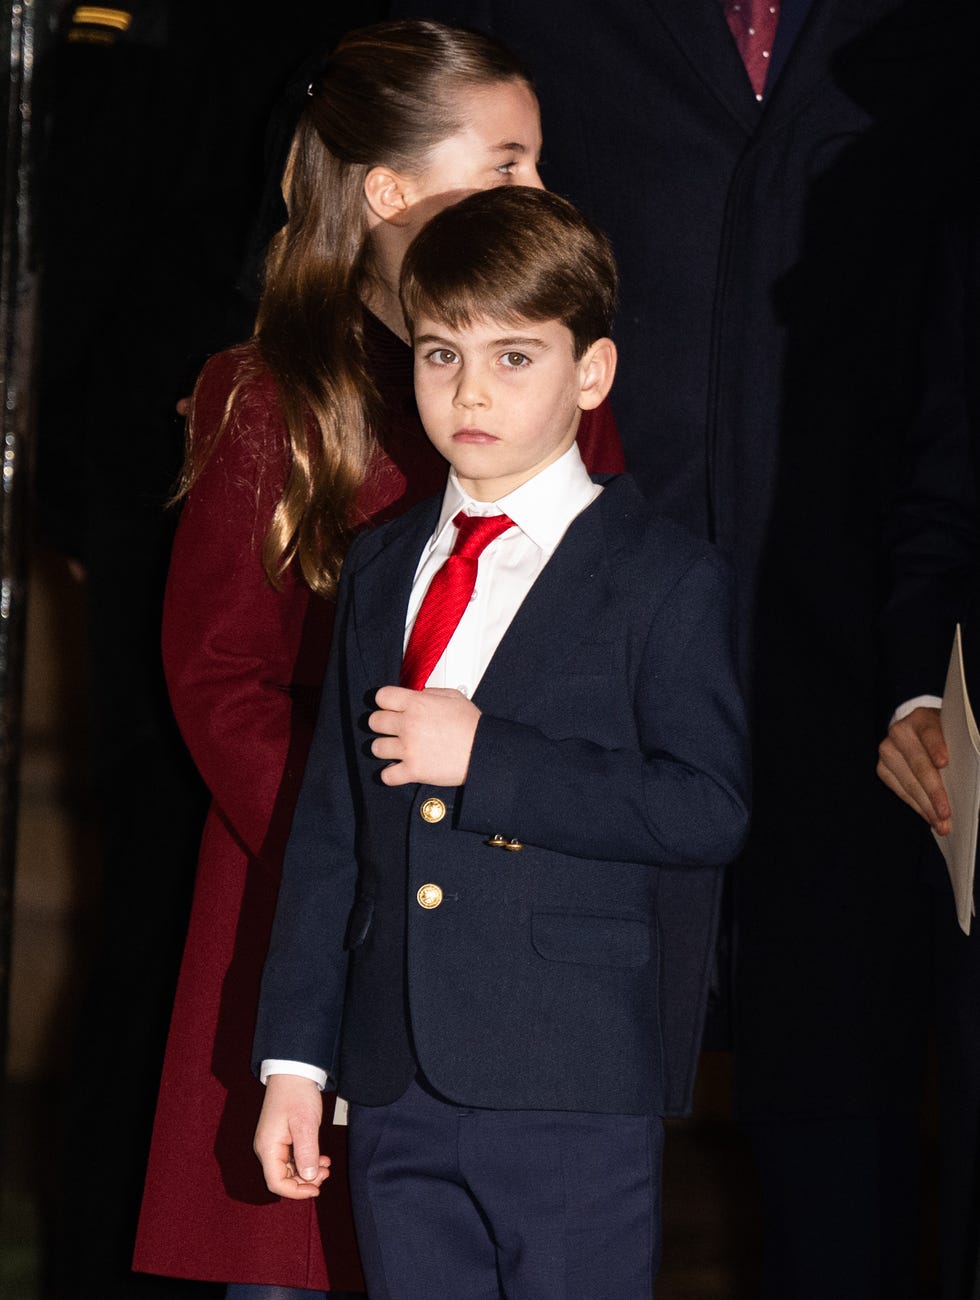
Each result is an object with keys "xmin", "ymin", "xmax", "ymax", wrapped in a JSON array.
[
  {"xmin": 420, "ymin": 797, "xmax": 446, "ymax": 823},
  {"xmin": 487, "ymin": 833, "xmax": 523, "ymax": 850},
  {"xmin": 417, "ymin": 883, "xmax": 443, "ymax": 910}
]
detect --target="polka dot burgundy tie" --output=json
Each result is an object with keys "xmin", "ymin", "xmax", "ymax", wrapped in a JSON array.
[
  {"xmin": 400, "ymin": 511, "xmax": 515, "ymax": 691},
  {"xmin": 723, "ymin": 0, "xmax": 781, "ymax": 99}
]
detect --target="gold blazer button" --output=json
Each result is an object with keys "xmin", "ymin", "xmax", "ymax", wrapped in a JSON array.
[
  {"xmin": 420, "ymin": 797, "xmax": 446, "ymax": 823},
  {"xmin": 417, "ymin": 883, "xmax": 443, "ymax": 910},
  {"xmin": 487, "ymin": 833, "xmax": 523, "ymax": 850}
]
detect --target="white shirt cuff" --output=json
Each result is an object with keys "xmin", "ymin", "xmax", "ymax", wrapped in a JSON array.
[
  {"xmin": 890, "ymin": 695, "xmax": 943, "ymax": 726},
  {"xmin": 259, "ymin": 1059, "xmax": 329, "ymax": 1091}
]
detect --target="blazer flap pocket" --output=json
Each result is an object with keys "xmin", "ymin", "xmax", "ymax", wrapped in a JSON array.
[
  {"xmin": 531, "ymin": 910, "xmax": 650, "ymax": 969},
  {"xmin": 344, "ymin": 894, "xmax": 374, "ymax": 950}
]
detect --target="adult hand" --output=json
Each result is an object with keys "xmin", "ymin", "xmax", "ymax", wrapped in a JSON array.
[{"xmin": 877, "ymin": 706, "xmax": 951, "ymax": 835}]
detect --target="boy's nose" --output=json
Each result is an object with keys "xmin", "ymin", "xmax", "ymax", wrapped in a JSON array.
[{"xmin": 453, "ymin": 373, "xmax": 489, "ymax": 409}]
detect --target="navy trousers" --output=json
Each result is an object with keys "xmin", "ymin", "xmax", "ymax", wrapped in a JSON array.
[{"xmin": 347, "ymin": 1076, "xmax": 663, "ymax": 1299}]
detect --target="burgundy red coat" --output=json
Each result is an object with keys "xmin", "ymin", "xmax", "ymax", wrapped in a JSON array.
[{"xmin": 132, "ymin": 317, "xmax": 624, "ymax": 1289}]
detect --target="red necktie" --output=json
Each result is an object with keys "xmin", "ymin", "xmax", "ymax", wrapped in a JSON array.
[
  {"xmin": 400, "ymin": 511, "xmax": 515, "ymax": 691},
  {"xmin": 722, "ymin": 0, "xmax": 781, "ymax": 99}
]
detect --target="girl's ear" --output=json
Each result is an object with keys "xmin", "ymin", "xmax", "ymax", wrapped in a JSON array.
[
  {"xmin": 363, "ymin": 166, "xmax": 413, "ymax": 225},
  {"xmin": 577, "ymin": 338, "xmax": 617, "ymax": 410}
]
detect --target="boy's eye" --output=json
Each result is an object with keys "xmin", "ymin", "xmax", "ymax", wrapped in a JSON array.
[
  {"xmin": 500, "ymin": 351, "xmax": 530, "ymax": 368},
  {"xmin": 426, "ymin": 348, "xmax": 459, "ymax": 366},
  {"xmin": 495, "ymin": 160, "xmax": 517, "ymax": 176}
]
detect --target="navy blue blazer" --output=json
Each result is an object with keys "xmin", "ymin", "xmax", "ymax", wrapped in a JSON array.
[{"xmin": 254, "ymin": 473, "xmax": 750, "ymax": 1117}]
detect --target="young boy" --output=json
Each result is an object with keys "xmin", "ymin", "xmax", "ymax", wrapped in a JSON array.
[{"xmin": 253, "ymin": 187, "xmax": 749, "ymax": 1298}]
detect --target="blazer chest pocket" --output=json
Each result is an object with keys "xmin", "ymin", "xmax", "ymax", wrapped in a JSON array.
[
  {"xmin": 531, "ymin": 910, "xmax": 650, "ymax": 969},
  {"xmin": 344, "ymin": 894, "xmax": 374, "ymax": 950}
]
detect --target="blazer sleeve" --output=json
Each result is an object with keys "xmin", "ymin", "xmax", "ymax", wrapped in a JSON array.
[
  {"xmin": 459, "ymin": 550, "xmax": 750, "ymax": 866},
  {"xmin": 577, "ymin": 398, "xmax": 626, "ymax": 475},
  {"xmin": 251, "ymin": 539, "xmax": 364, "ymax": 1074},
  {"xmin": 161, "ymin": 352, "xmax": 322, "ymax": 863}
]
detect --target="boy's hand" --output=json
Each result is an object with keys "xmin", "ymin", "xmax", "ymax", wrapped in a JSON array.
[
  {"xmin": 370, "ymin": 685, "xmax": 481, "ymax": 786},
  {"xmin": 253, "ymin": 1074, "xmax": 329, "ymax": 1198},
  {"xmin": 877, "ymin": 706, "xmax": 951, "ymax": 835}
]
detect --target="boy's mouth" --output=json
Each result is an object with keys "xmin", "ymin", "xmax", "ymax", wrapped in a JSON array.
[{"xmin": 452, "ymin": 429, "xmax": 499, "ymax": 444}]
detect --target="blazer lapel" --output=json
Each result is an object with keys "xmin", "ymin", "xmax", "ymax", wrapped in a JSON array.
[
  {"xmin": 349, "ymin": 501, "xmax": 440, "ymax": 689},
  {"xmin": 350, "ymin": 477, "xmax": 639, "ymax": 710},
  {"xmin": 473, "ymin": 482, "xmax": 630, "ymax": 718}
]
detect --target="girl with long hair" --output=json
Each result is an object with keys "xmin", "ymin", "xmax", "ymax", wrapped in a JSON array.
[{"xmin": 133, "ymin": 20, "xmax": 622, "ymax": 1300}]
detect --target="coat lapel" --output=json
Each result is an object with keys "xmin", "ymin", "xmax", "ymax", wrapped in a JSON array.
[
  {"xmin": 749, "ymin": 0, "xmax": 897, "ymax": 136},
  {"xmin": 645, "ymin": 0, "xmax": 763, "ymax": 132},
  {"xmin": 349, "ymin": 500, "xmax": 441, "ymax": 689},
  {"xmin": 758, "ymin": 0, "xmax": 849, "ymax": 127},
  {"xmin": 646, "ymin": 0, "xmax": 888, "ymax": 141}
]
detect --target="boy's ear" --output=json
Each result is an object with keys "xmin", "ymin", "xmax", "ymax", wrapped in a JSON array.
[
  {"xmin": 363, "ymin": 166, "xmax": 413, "ymax": 226},
  {"xmin": 577, "ymin": 338, "xmax": 617, "ymax": 411}
]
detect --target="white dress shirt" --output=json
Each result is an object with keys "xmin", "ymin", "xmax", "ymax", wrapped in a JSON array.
[
  {"xmin": 262, "ymin": 444, "xmax": 602, "ymax": 1092},
  {"xmin": 404, "ymin": 443, "xmax": 602, "ymax": 695}
]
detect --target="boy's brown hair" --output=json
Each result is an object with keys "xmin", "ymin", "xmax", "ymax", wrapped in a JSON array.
[{"xmin": 399, "ymin": 187, "xmax": 618, "ymax": 359}]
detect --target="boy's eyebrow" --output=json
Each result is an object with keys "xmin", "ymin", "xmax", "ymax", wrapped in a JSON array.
[
  {"xmin": 490, "ymin": 140, "xmax": 530, "ymax": 154},
  {"xmin": 414, "ymin": 332, "xmax": 549, "ymax": 350},
  {"xmin": 414, "ymin": 333, "xmax": 455, "ymax": 347},
  {"xmin": 488, "ymin": 335, "xmax": 549, "ymax": 349}
]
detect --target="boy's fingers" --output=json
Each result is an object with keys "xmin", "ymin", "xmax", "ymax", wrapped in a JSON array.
[
  {"xmin": 287, "ymin": 1154, "xmax": 331, "ymax": 1186},
  {"xmin": 291, "ymin": 1125, "xmax": 323, "ymax": 1182},
  {"xmin": 379, "ymin": 759, "xmax": 411, "ymax": 786},
  {"xmin": 371, "ymin": 736, "xmax": 402, "ymax": 760},
  {"xmin": 307, "ymin": 1155, "xmax": 332, "ymax": 1185},
  {"xmin": 375, "ymin": 684, "xmax": 414, "ymax": 711},
  {"xmin": 368, "ymin": 708, "xmax": 403, "ymax": 737},
  {"xmin": 255, "ymin": 1142, "xmax": 319, "ymax": 1199}
]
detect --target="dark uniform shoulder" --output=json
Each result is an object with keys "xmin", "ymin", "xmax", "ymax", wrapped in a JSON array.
[{"xmin": 597, "ymin": 473, "xmax": 724, "ymax": 578}]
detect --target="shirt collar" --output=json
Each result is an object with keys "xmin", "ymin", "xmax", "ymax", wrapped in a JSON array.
[{"xmin": 430, "ymin": 443, "xmax": 599, "ymax": 557}]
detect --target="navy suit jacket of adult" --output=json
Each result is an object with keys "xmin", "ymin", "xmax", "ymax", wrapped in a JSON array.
[
  {"xmin": 881, "ymin": 203, "xmax": 980, "ymax": 713},
  {"xmin": 254, "ymin": 473, "xmax": 750, "ymax": 1118}
]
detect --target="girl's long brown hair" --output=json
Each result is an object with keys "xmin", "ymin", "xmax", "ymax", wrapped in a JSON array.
[{"xmin": 178, "ymin": 20, "xmax": 531, "ymax": 598}]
